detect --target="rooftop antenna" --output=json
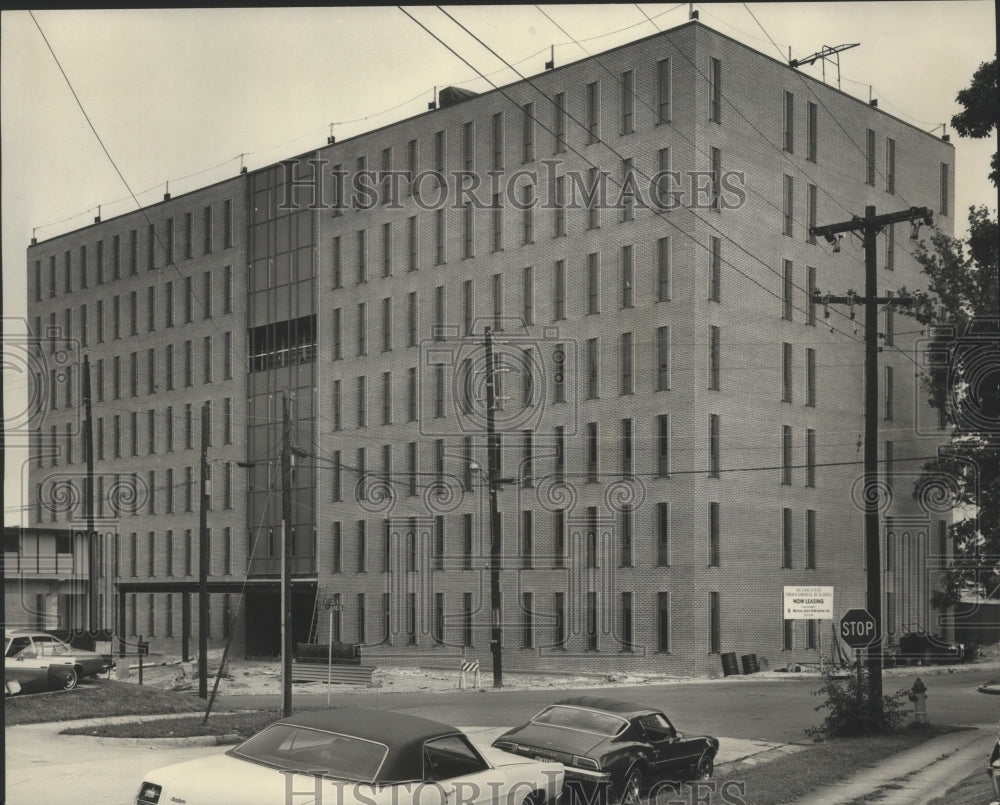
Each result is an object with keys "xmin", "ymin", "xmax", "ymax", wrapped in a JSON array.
[
  {"xmin": 239, "ymin": 153, "xmax": 247, "ymax": 174},
  {"xmin": 428, "ymin": 86, "xmax": 438, "ymax": 111},
  {"xmin": 545, "ymin": 45, "xmax": 554, "ymax": 70},
  {"xmin": 327, "ymin": 123, "xmax": 336, "ymax": 145},
  {"xmin": 789, "ymin": 42, "xmax": 860, "ymax": 89}
]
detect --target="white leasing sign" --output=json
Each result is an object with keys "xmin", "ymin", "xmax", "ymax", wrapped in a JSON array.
[{"xmin": 783, "ymin": 585, "xmax": 834, "ymax": 619}]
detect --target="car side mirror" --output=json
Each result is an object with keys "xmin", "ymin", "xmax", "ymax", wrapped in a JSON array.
[{"xmin": 676, "ymin": 731, "xmax": 684, "ymax": 740}]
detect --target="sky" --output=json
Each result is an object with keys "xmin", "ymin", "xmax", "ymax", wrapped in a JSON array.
[{"xmin": 2, "ymin": 3, "xmax": 997, "ymax": 525}]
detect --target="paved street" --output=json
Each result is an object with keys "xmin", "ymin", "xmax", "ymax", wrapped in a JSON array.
[{"xmin": 6, "ymin": 665, "xmax": 1000, "ymax": 805}]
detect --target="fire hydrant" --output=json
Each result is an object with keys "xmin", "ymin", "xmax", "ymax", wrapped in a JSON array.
[{"xmin": 908, "ymin": 677, "xmax": 928, "ymax": 723}]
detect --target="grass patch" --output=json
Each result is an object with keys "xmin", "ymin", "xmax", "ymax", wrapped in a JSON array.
[
  {"xmin": 711, "ymin": 725, "xmax": 961, "ymax": 805},
  {"xmin": 62, "ymin": 709, "xmax": 281, "ymax": 739},
  {"xmin": 924, "ymin": 767, "xmax": 996, "ymax": 805},
  {"xmin": 5, "ymin": 679, "xmax": 215, "ymax": 725}
]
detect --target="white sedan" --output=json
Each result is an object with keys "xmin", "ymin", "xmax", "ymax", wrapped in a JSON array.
[{"xmin": 135, "ymin": 708, "xmax": 564, "ymax": 805}]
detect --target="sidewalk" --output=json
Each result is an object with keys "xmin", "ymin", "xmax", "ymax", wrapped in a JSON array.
[{"xmin": 786, "ymin": 725, "xmax": 996, "ymax": 805}]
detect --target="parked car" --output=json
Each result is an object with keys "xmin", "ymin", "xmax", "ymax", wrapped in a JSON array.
[
  {"xmin": 4, "ymin": 652, "xmax": 78, "ymax": 695},
  {"xmin": 135, "ymin": 707, "xmax": 564, "ymax": 805},
  {"xmin": 493, "ymin": 696, "xmax": 719, "ymax": 805},
  {"xmin": 4, "ymin": 630, "xmax": 111, "ymax": 679}
]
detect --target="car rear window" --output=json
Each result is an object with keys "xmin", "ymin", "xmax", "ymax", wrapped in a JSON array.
[
  {"xmin": 232, "ymin": 724, "xmax": 387, "ymax": 782},
  {"xmin": 531, "ymin": 706, "xmax": 627, "ymax": 736}
]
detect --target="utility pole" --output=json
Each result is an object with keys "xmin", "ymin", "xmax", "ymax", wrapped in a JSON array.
[
  {"xmin": 82, "ymin": 354, "xmax": 98, "ymax": 632},
  {"xmin": 280, "ymin": 393, "xmax": 294, "ymax": 717},
  {"xmin": 484, "ymin": 327, "xmax": 503, "ymax": 689},
  {"xmin": 198, "ymin": 401, "xmax": 210, "ymax": 699},
  {"xmin": 811, "ymin": 205, "xmax": 931, "ymax": 712}
]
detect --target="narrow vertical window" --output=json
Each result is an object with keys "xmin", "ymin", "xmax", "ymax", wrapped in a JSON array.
[
  {"xmin": 657, "ymin": 592, "xmax": 670, "ymax": 651},
  {"xmin": 586, "ymin": 81, "xmax": 600, "ymax": 143},
  {"xmin": 522, "ymin": 185, "xmax": 534, "ymax": 244},
  {"xmin": 382, "ymin": 297, "xmax": 392, "ymax": 353},
  {"xmin": 463, "ymin": 203, "xmax": 474, "ymax": 258},
  {"xmin": 709, "ymin": 592, "xmax": 721, "ymax": 653},
  {"xmin": 657, "ymin": 237, "xmax": 671, "ymax": 301},
  {"xmin": 620, "ymin": 332, "xmax": 633, "ymax": 395},
  {"xmin": 807, "ymin": 184, "xmax": 818, "ymax": 245},
  {"xmin": 522, "ymin": 266, "xmax": 534, "ymax": 326},
  {"xmin": 709, "ymin": 57, "xmax": 722, "ymax": 123},
  {"xmin": 782, "ymin": 260, "xmax": 794, "ymax": 320},
  {"xmin": 709, "ymin": 414, "xmax": 720, "ymax": 478},
  {"xmin": 783, "ymin": 91, "xmax": 794, "ymax": 152},
  {"xmin": 710, "ymin": 147, "xmax": 721, "ymax": 211},
  {"xmin": 522, "ymin": 102, "xmax": 534, "ymax": 163},
  {"xmin": 407, "ymin": 216, "xmax": 417, "ymax": 272},
  {"xmin": 553, "ymin": 260, "xmax": 565, "ymax": 320},
  {"xmin": 806, "ymin": 428, "xmax": 816, "ymax": 488},
  {"xmin": 807, "ymin": 101, "xmax": 818, "ymax": 162},
  {"xmin": 709, "ymin": 502, "xmax": 720, "ymax": 566},
  {"xmin": 782, "ymin": 425, "xmax": 793, "ymax": 485},
  {"xmin": 586, "ymin": 422, "xmax": 598, "ymax": 482},
  {"xmin": 620, "ymin": 69, "xmax": 634, "ymax": 134},
  {"xmin": 708, "ymin": 237, "xmax": 721, "ymax": 301},
  {"xmin": 886, "ymin": 223, "xmax": 895, "ymax": 271},
  {"xmin": 783, "ymin": 175, "xmax": 794, "ymax": 236},
  {"xmin": 621, "ymin": 246, "xmax": 633, "ymax": 309},
  {"xmin": 657, "ymin": 58, "xmax": 671, "ymax": 123},
  {"xmin": 806, "ymin": 512, "xmax": 817, "ymax": 569},
  {"xmin": 382, "ymin": 221, "xmax": 392, "ymax": 277},
  {"xmin": 939, "ymin": 162, "xmax": 949, "ymax": 216},
  {"xmin": 884, "ymin": 366, "xmax": 894, "ymax": 420},
  {"xmin": 657, "ymin": 414, "xmax": 670, "ymax": 477},
  {"xmin": 656, "ymin": 326, "xmax": 670, "ymax": 391},
  {"xmin": 553, "ymin": 175, "xmax": 566, "ymax": 237},
  {"xmin": 782, "ymin": 507, "xmax": 793, "ymax": 568},
  {"xmin": 553, "ymin": 93, "xmax": 566, "ymax": 153},
  {"xmin": 866, "ymin": 128, "xmax": 876, "ymax": 186},
  {"xmin": 492, "ymin": 112, "xmax": 504, "ymax": 171},
  {"xmin": 463, "ymin": 279, "xmax": 474, "ymax": 336},
  {"xmin": 587, "ymin": 253, "xmax": 600, "ymax": 314},
  {"xmin": 806, "ymin": 347, "xmax": 816, "ymax": 407},
  {"xmin": 782, "ymin": 342, "xmax": 793, "ymax": 402},
  {"xmin": 708, "ymin": 326, "xmax": 720, "ymax": 390},
  {"xmin": 885, "ymin": 137, "xmax": 896, "ymax": 194}
]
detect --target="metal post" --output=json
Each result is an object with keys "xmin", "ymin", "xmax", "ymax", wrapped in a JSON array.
[
  {"xmin": 327, "ymin": 600, "xmax": 334, "ymax": 707},
  {"xmin": 484, "ymin": 327, "xmax": 503, "ymax": 689},
  {"xmin": 198, "ymin": 402, "xmax": 210, "ymax": 699},
  {"xmin": 280, "ymin": 394, "xmax": 294, "ymax": 717}
]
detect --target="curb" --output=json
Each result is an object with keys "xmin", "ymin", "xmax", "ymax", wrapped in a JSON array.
[
  {"xmin": 95, "ymin": 733, "xmax": 243, "ymax": 747},
  {"xmin": 715, "ymin": 743, "xmax": 811, "ymax": 776}
]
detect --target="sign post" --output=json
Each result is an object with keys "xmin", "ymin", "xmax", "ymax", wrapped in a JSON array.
[
  {"xmin": 840, "ymin": 608, "xmax": 878, "ymax": 700},
  {"xmin": 784, "ymin": 586, "xmax": 834, "ymax": 671}
]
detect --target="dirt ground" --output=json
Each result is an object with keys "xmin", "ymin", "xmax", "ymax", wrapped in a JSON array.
[{"xmin": 118, "ymin": 651, "xmax": 699, "ymax": 695}]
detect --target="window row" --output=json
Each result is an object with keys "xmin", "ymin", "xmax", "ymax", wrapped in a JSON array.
[
  {"xmin": 36, "ymin": 336, "xmax": 234, "ymax": 419},
  {"xmin": 33, "ymin": 201, "xmax": 235, "ymax": 302},
  {"xmin": 34, "ymin": 398, "xmax": 233, "ymax": 469},
  {"xmin": 33, "ymin": 462, "xmax": 235, "ymax": 525},
  {"xmin": 124, "ymin": 591, "xmax": 235, "ymax": 639},
  {"xmin": 33, "ymin": 270, "xmax": 234, "ymax": 348}
]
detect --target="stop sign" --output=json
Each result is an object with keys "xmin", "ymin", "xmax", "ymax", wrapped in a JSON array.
[{"xmin": 840, "ymin": 608, "xmax": 878, "ymax": 648}]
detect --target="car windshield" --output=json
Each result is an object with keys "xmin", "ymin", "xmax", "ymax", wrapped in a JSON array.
[
  {"xmin": 232, "ymin": 724, "xmax": 387, "ymax": 782},
  {"xmin": 531, "ymin": 706, "xmax": 628, "ymax": 736}
]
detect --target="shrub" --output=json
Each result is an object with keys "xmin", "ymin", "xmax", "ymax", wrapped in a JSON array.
[{"xmin": 807, "ymin": 668, "xmax": 911, "ymax": 738}]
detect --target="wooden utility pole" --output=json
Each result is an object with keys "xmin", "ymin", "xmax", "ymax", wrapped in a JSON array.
[
  {"xmin": 198, "ymin": 402, "xmax": 210, "ymax": 699},
  {"xmin": 811, "ymin": 205, "xmax": 932, "ymax": 711},
  {"xmin": 82, "ymin": 354, "xmax": 98, "ymax": 632},
  {"xmin": 484, "ymin": 327, "xmax": 503, "ymax": 689},
  {"xmin": 280, "ymin": 394, "xmax": 294, "ymax": 717}
]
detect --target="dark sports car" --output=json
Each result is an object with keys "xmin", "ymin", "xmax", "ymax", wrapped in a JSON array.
[{"xmin": 493, "ymin": 696, "xmax": 719, "ymax": 805}]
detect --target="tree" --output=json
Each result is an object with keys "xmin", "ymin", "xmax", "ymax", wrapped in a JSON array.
[
  {"xmin": 951, "ymin": 57, "xmax": 999, "ymax": 187},
  {"xmin": 909, "ymin": 205, "xmax": 999, "ymax": 610}
]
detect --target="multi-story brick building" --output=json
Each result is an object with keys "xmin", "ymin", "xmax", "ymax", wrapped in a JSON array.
[{"xmin": 16, "ymin": 18, "xmax": 955, "ymax": 675}]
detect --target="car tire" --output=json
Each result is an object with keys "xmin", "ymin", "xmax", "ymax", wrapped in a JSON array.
[
  {"xmin": 61, "ymin": 667, "xmax": 79, "ymax": 691},
  {"xmin": 693, "ymin": 753, "xmax": 713, "ymax": 781},
  {"xmin": 616, "ymin": 768, "xmax": 642, "ymax": 805}
]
